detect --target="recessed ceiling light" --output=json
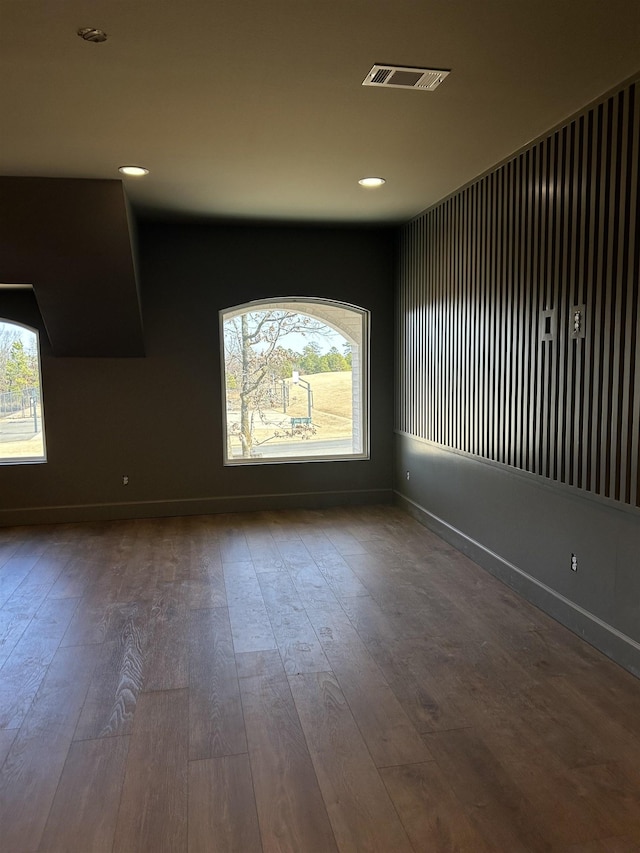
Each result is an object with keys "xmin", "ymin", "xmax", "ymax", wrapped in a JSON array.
[
  {"xmin": 118, "ymin": 166, "xmax": 149, "ymax": 177},
  {"xmin": 358, "ymin": 177, "xmax": 386, "ymax": 188},
  {"xmin": 77, "ymin": 27, "xmax": 108, "ymax": 43}
]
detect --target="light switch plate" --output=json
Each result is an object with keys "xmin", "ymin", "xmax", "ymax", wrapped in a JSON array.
[{"xmin": 570, "ymin": 304, "xmax": 586, "ymax": 339}]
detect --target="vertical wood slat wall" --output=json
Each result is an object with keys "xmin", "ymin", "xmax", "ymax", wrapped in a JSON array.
[{"xmin": 396, "ymin": 80, "xmax": 640, "ymax": 508}]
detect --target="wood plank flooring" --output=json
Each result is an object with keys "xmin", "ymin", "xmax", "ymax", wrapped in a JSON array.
[{"xmin": 0, "ymin": 505, "xmax": 639, "ymax": 852}]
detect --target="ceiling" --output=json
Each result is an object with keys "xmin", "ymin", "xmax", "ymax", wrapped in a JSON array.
[{"xmin": 1, "ymin": 0, "xmax": 639, "ymax": 225}]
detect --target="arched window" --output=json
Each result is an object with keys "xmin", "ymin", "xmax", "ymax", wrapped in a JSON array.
[
  {"xmin": 220, "ymin": 298, "xmax": 369, "ymax": 463},
  {"xmin": 0, "ymin": 320, "xmax": 46, "ymax": 464}
]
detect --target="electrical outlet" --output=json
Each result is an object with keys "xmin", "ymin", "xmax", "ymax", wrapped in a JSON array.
[
  {"xmin": 122, "ymin": 475, "xmax": 129, "ymax": 486},
  {"xmin": 570, "ymin": 553, "xmax": 578, "ymax": 572},
  {"xmin": 406, "ymin": 471, "xmax": 410, "ymax": 481}
]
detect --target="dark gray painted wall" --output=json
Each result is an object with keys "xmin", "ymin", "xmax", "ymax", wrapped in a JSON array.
[
  {"xmin": 395, "ymin": 436, "xmax": 640, "ymax": 675},
  {"xmin": 0, "ymin": 223, "xmax": 395, "ymax": 524},
  {"xmin": 395, "ymin": 79, "xmax": 640, "ymax": 675}
]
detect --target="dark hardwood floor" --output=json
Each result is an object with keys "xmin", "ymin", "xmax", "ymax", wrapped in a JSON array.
[{"xmin": 0, "ymin": 505, "xmax": 639, "ymax": 852}]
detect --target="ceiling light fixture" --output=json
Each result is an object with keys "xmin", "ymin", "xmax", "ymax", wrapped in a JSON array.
[
  {"xmin": 118, "ymin": 166, "xmax": 150, "ymax": 177},
  {"xmin": 77, "ymin": 27, "xmax": 108, "ymax": 43},
  {"xmin": 358, "ymin": 177, "xmax": 385, "ymax": 188}
]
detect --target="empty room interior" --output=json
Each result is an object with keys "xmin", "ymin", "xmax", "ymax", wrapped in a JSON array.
[{"xmin": 1, "ymin": 2, "xmax": 640, "ymax": 851}]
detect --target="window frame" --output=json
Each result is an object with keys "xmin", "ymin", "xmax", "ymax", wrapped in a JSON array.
[
  {"xmin": 219, "ymin": 297, "xmax": 370, "ymax": 466},
  {"xmin": 0, "ymin": 319, "xmax": 47, "ymax": 465}
]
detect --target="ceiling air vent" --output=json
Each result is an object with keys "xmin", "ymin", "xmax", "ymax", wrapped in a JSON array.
[{"xmin": 362, "ymin": 64, "xmax": 450, "ymax": 91}]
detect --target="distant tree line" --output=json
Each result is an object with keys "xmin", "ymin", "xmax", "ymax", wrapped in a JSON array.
[{"xmin": 279, "ymin": 341, "xmax": 352, "ymax": 378}]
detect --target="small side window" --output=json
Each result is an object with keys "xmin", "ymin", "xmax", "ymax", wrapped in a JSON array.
[{"xmin": 0, "ymin": 320, "xmax": 46, "ymax": 464}]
